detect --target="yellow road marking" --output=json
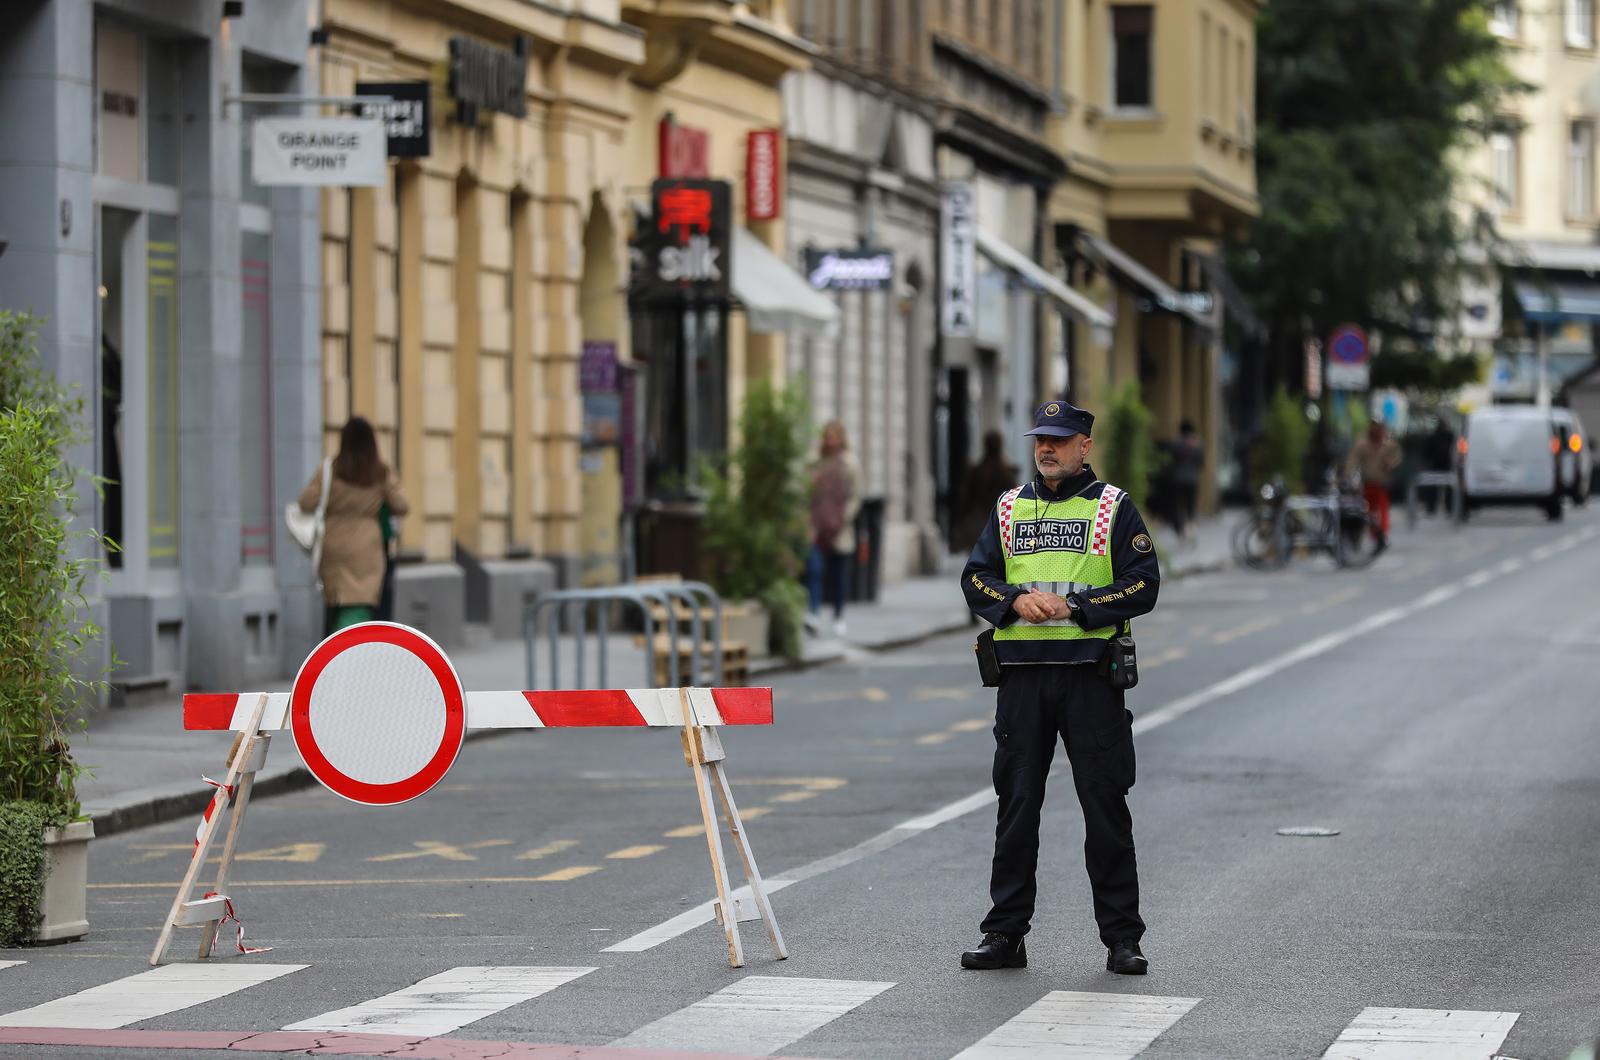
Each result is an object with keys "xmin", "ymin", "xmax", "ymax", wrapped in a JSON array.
[
  {"xmin": 1142, "ymin": 647, "xmax": 1188, "ymax": 669},
  {"xmin": 915, "ymin": 732, "xmax": 953, "ymax": 746},
  {"xmin": 607, "ymin": 844, "xmax": 665, "ymax": 859},
  {"xmin": 664, "ymin": 806, "xmax": 771, "ymax": 837},
  {"xmin": 1211, "ymin": 616, "xmax": 1276, "ymax": 645},
  {"xmin": 769, "ymin": 790, "xmax": 817, "ymax": 803},
  {"xmin": 913, "ymin": 687, "xmax": 971, "ymax": 701},
  {"xmin": 1300, "ymin": 585, "xmax": 1363, "ymax": 615},
  {"xmin": 368, "ymin": 839, "xmax": 512, "ymax": 863},
  {"xmin": 862, "ymin": 688, "xmax": 890, "ymax": 702},
  {"xmin": 516, "ymin": 840, "xmax": 579, "ymax": 861},
  {"xmin": 949, "ymin": 718, "xmax": 990, "ymax": 732},
  {"xmin": 129, "ymin": 842, "xmax": 327, "ymax": 864},
  {"xmin": 532, "ymin": 866, "xmax": 601, "ymax": 882}
]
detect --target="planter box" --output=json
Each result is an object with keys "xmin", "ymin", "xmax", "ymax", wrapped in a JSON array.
[
  {"xmin": 36, "ymin": 819, "xmax": 92, "ymax": 943},
  {"xmin": 722, "ymin": 600, "xmax": 770, "ymax": 659}
]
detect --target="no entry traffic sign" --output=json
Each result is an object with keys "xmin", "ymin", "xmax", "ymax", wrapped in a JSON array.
[{"xmin": 290, "ymin": 623, "xmax": 465, "ymax": 806}]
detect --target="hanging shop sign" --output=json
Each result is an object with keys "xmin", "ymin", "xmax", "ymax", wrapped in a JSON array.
[
  {"xmin": 447, "ymin": 35, "xmax": 528, "ymax": 125},
  {"xmin": 746, "ymin": 129, "xmax": 781, "ymax": 221},
  {"xmin": 355, "ymin": 81, "xmax": 432, "ymax": 158},
  {"xmin": 659, "ymin": 116, "xmax": 710, "ymax": 178},
  {"xmin": 633, "ymin": 179, "xmax": 733, "ymax": 302},
  {"xmin": 251, "ymin": 117, "xmax": 386, "ymax": 187},
  {"xmin": 941, "ymin": 182, "xmax": 977, "ymax": 338},
  {"xmin": 805, "ymin": 248, "xmax": 895, "ymax": 291}
]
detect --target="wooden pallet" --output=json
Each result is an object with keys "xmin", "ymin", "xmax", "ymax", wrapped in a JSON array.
[{"xmin": 652, "ymin": 639, "xmax": 749, "ymax": 687}]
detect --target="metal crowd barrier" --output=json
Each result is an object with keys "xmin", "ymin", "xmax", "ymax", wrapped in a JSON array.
[
  {"xmin": 525, "ymin": 582, "xmax": 724, "ymax": 690},
  {"xmin": 1406, "ymin": 471, "xmax": 1461, "ymax": 529}
]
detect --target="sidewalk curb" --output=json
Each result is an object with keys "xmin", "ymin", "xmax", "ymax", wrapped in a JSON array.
[{"xmin": 86, "ymin": 556, "xmax": 1231, "ymax": 840}]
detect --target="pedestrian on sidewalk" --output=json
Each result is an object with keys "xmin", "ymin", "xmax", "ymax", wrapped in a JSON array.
[
  {"xmin": 1161, "ymin": 419, "xmax": 1203, "ymax": 546},
  {"xmin": 297, "ymin": 416, "xmax": 410, "ymax": 636},
  {"xmin": 1345, "ymin": 420, "xmax": 1401, "ymax": 539},
  {"xmin": 958, "ymin": 431, "xmax": 1020, "ymax": 552},
  {"xmin": 960, "ymin": 400, "xmax": 1161, "ymax": 977},
  {"xmin": 806, "ymin": 420, "xmax": 860, "ymax": 638}
]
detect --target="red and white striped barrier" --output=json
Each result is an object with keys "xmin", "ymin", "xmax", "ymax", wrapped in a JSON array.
[
  {"xmin": 155, "ymin": 621, "xmax": 786, "ymax": 971},
  {"xmin": 182, "ymin": 686, "xmax": 774, "ymax": 731}
]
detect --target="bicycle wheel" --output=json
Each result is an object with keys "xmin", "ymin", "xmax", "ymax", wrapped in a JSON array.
[
  {"xmin": 1334, "ymin": 511, "xmax": 1385, "ymax": 569},
  {"xmin": 1235, "ymin": 513, "xmax": 1290, "ymax": 571}
]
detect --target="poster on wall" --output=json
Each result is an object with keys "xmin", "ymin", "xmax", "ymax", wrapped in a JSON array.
[{"xmin": 941, "ymin": 182, "xmax": 977, "ymax": 338}]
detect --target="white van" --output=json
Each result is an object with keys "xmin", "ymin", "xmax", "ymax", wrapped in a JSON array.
[{"xmin": 1461, "ymin": 405, "xmax": 1589, "ymax": 521}]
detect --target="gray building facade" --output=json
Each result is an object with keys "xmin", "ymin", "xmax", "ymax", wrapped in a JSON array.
[{"xmin": 0, "ymin": 0, "xmax": 321, "ymax": 697}]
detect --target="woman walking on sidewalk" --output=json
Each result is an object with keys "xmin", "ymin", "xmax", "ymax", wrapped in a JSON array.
[
  {"xmin": 807, "ymin": 421, "xmax": 860, "ymax": 638},
  {"xmin": 297, "ymin": 416, "xmax": 409, "ymax": 635}
]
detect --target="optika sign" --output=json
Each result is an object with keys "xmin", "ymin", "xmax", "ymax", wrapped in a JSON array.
[
  {"xmin": 805, "ymin": 248, "xmax": 894, "ymax": 291},
  {"xmin": 251, "ymin": 117, "xmax": 386, "ymax": 187}
]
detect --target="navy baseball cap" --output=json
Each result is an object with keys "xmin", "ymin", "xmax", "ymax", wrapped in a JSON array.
[{"xmin": 1024, "ymin": 401, "xmax": 1094, "ymax": 439}]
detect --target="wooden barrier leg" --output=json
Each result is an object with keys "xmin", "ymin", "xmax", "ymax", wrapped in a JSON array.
[
  {"xmin": 709, "ymin": 759, "xmax": 787, "ymax": 961},
  {"xmin": 150, "ymin": 694, "xmax": 268, "ymax": 966},
  {"xmin": 680, "ymin": 692, "xmax": 744, "ymax": 968},
  {"xmin": 197, "ymin": 732, "xmax": 269, "ymax": 958}
]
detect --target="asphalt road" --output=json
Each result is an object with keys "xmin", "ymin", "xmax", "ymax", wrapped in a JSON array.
[{"xmin": 5, "ymin": 504, "xmax": 1600, "ymax": 1059}]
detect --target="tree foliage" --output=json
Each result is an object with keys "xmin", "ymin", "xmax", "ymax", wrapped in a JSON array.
[
  {"xmin": 1233, "ymin": 0, "xmax": 1524, "ymax": 355},
  {"xmin": 1095, "ymin": 381, "xmax": 1159, "ymax": 507}
]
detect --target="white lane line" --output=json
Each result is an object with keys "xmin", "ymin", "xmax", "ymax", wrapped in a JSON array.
[
  {"xmin": 609, "ymin": 975, "xmax": 894, "ymax": 1055},
  {"xmin": 284, "ymin": 965, "xmax": 594, "ymax": 1037},
  {"xmin": 0, "ymin": 961, "xmax": 23, "ymax": 972},
  {"xmin": 0, "ymin": 964, "xmax": 305, "ymax": 1029},
  {"xmin": 1321, "ymin": 1007, "xmax": 1518, "ymax": 1059},
  {"xmin": 953, "ymin": 990, "xmax": 1200, "ymax": 1059},
  {"xmin": 605, "ymin": 524, "xmax": 1600, "ymax": 953}
]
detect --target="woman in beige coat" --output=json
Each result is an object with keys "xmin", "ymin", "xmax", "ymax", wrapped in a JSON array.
[{"xmin": 298, "ymin": 416, "xmax": 409, "ymax": 635}]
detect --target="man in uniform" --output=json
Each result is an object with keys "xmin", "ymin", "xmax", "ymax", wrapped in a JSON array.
[{"xmin": 958, "ymin": 400, "xmax": 1161, "ymax": 976}]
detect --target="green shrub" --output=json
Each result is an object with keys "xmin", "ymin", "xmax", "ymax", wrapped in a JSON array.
[
  {"xmin": 701, "ymin": 381, "xmax": 811, "ymax": 661},
  {"xmin": 0, "ymin": 800, "xmax": 67, "ymax": 946},
  {"xmin": 1095, "ymin": 381, "xmax": 1159, "ymax": 505},
  {"xmin": 0, "ymin": 310, "xmax": 105, "ymax": 817},
  {"xmin": 1252, "ymin": 388, "xmax": 1313, "ymax": 492}
]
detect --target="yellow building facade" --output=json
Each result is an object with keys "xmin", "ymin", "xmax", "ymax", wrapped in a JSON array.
[
  {"xmin": 1051, "ymin": 0, "xmax": 1262, "ymax": 508},
  {"xmin": 318, "ymin": 0, "xmax": 806, "ymax": 638}
]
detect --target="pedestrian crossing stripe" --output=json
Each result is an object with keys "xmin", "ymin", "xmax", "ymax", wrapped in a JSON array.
[
  {"xmin": 0, "ymin": 965, "xmax": 1531, "ymax": 1059},
  {"xmin": 0, "ymin": 962, "xmax": 23, "ymax": 972},
  {"xmin": 0, "ymin": 963, "xmax": 306, "ymax": 1029},
  {"xmin": 284, "ymin": 966, "xmax": 595, "ymax": 1037},
  {"xmin": 610, "ymin": 975, "xmax": 894, "ymax": 1055},
  {"xmin": 952, "ymin": 990, "xmax": 1200, "ymax": 1059},
  {"xmin": 1320, "ymin": 1007, "xmax": 1520, "ymax": 1060}
]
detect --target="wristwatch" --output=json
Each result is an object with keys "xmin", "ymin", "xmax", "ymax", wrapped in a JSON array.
[{"xmin": 1064, "ymin": 594, "xmax": 1085, "ymax": 626}]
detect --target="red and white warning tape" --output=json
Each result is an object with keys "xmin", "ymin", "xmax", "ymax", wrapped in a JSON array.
[
  {"xmin": 183, "ymin": 686, "xmax": 774, "ymax": 732},
  {"xmin": 194, "ymin": 776, "xmax": 234, "ymax": 849},
  {"xmin": 201, "ymin": 891, "xmax": 271, "ymax": 955}
]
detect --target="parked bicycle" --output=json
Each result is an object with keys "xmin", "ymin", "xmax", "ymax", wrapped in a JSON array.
[{"xmin": 1233, "ymin": 475, "xmax": 1386, "ymax": 571}]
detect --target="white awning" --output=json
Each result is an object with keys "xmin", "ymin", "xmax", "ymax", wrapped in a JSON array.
[
  {"xmin": 974, "ymin": 230, "xmax": 1114, "ymax": 329},
  {"xmin": 732, "ymin": 227, "xmax": 840, "ymax": 337},
  {"xmin": 1076, "ymin": 232, "xmax": 1212, "ymax": 329}
]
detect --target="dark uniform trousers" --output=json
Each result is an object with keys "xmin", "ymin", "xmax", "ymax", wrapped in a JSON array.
[{"xmin": 980, "ymin": 664, "xmax": 1144, "ymax": 946}]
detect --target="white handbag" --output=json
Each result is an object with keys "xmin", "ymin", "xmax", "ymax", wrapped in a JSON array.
[{"xmin": 284, "ymin": 457, "xmax": 332, "ymax": 567}]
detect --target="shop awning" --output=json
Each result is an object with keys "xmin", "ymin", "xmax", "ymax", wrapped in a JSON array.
[
  {"xmin": 975, "ymin": 230, "xmax": 1114, "ymax": 329},
  {"xmin": 1197, "ymin": 254, "xmax": 1266, "ymax": 338},
  {"xmin": 1076, "ymin": 232, "xmax": 1212, "ymax": 330},
  {"xmin": 733, "ymin": 227, "xmax": 840, "ymax": 337},
  {"xmin": 1514, "ymin": 280, "xmax": 1600, "ymax": 324}
]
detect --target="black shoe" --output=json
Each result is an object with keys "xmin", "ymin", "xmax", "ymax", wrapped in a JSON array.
[
  {"xmin": 1107, "ymin": 938, "xmax": 1148, "ymax": 975},
  {"xmin": 961, "ymin": 931, "xmax": 1027, "ymax": 970}
]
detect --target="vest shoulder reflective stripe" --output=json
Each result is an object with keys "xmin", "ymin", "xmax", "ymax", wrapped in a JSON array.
[
  {"xmin": 995, "ymin": 483, "xmax": 1122, "ymax": 643},
  {"xmin": 996, "ymin": 485, "xmax": 1024, "ymax": 555}
]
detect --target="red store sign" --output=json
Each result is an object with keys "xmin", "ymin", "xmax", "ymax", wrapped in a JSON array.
[
  {"xmin": 746, "ymin": 128, "xmax": 781, "ymax": 221},
  {"xmin": 659, "ymin": 116, "xmax": 710, "ymax": 178}
]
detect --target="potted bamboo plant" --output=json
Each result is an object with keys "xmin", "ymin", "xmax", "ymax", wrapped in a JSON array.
[
  {"xmin": 701, "ymin": 381, "xmax": 811, "ymax": 663},
  {"xmin": 0, "ymin": 311, "xmax": 105, "ymax": 946}
]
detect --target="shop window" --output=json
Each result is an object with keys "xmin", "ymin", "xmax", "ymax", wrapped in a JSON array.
[
  {"xmin": 1491, "ymin": 1, "xmax": 1519, "ymax": 37},
  {"xmin": 1111, "ymin": 5, "xmax": 1154, "ymax": 111},
  {"xmin": 145, "ymin": 39, "xmax": 181, "ymax": 187},
  {"xmin": 96, "ymin": 22, "xmax": 141, "ymax": 182},
  {"xmin": 1491, "ymin": 131, "xmax": 1520, "ymax": 214},
  {"xmin": 1570, "ymin": 121, "xmax": 1596, "ymax": 219},
  {"xmin": 240, "ymin": 231, "xmax": 273, "ymax": 566},
  {"xmin": 1570, "ymin": 0, "xmax": 1595, "ymax": 48},
  {"xmin": 147, "ymin": 213, "xmax": 181, "ymax": 568},
  {"xmin": 639, "ymin": 307, "xmax": 727, "ymax": 497}
]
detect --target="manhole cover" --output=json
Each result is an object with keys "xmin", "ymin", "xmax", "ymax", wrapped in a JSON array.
[{"xmin": 1276, "ymin": 826, "xmax": 1340, "ymax": 837}]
